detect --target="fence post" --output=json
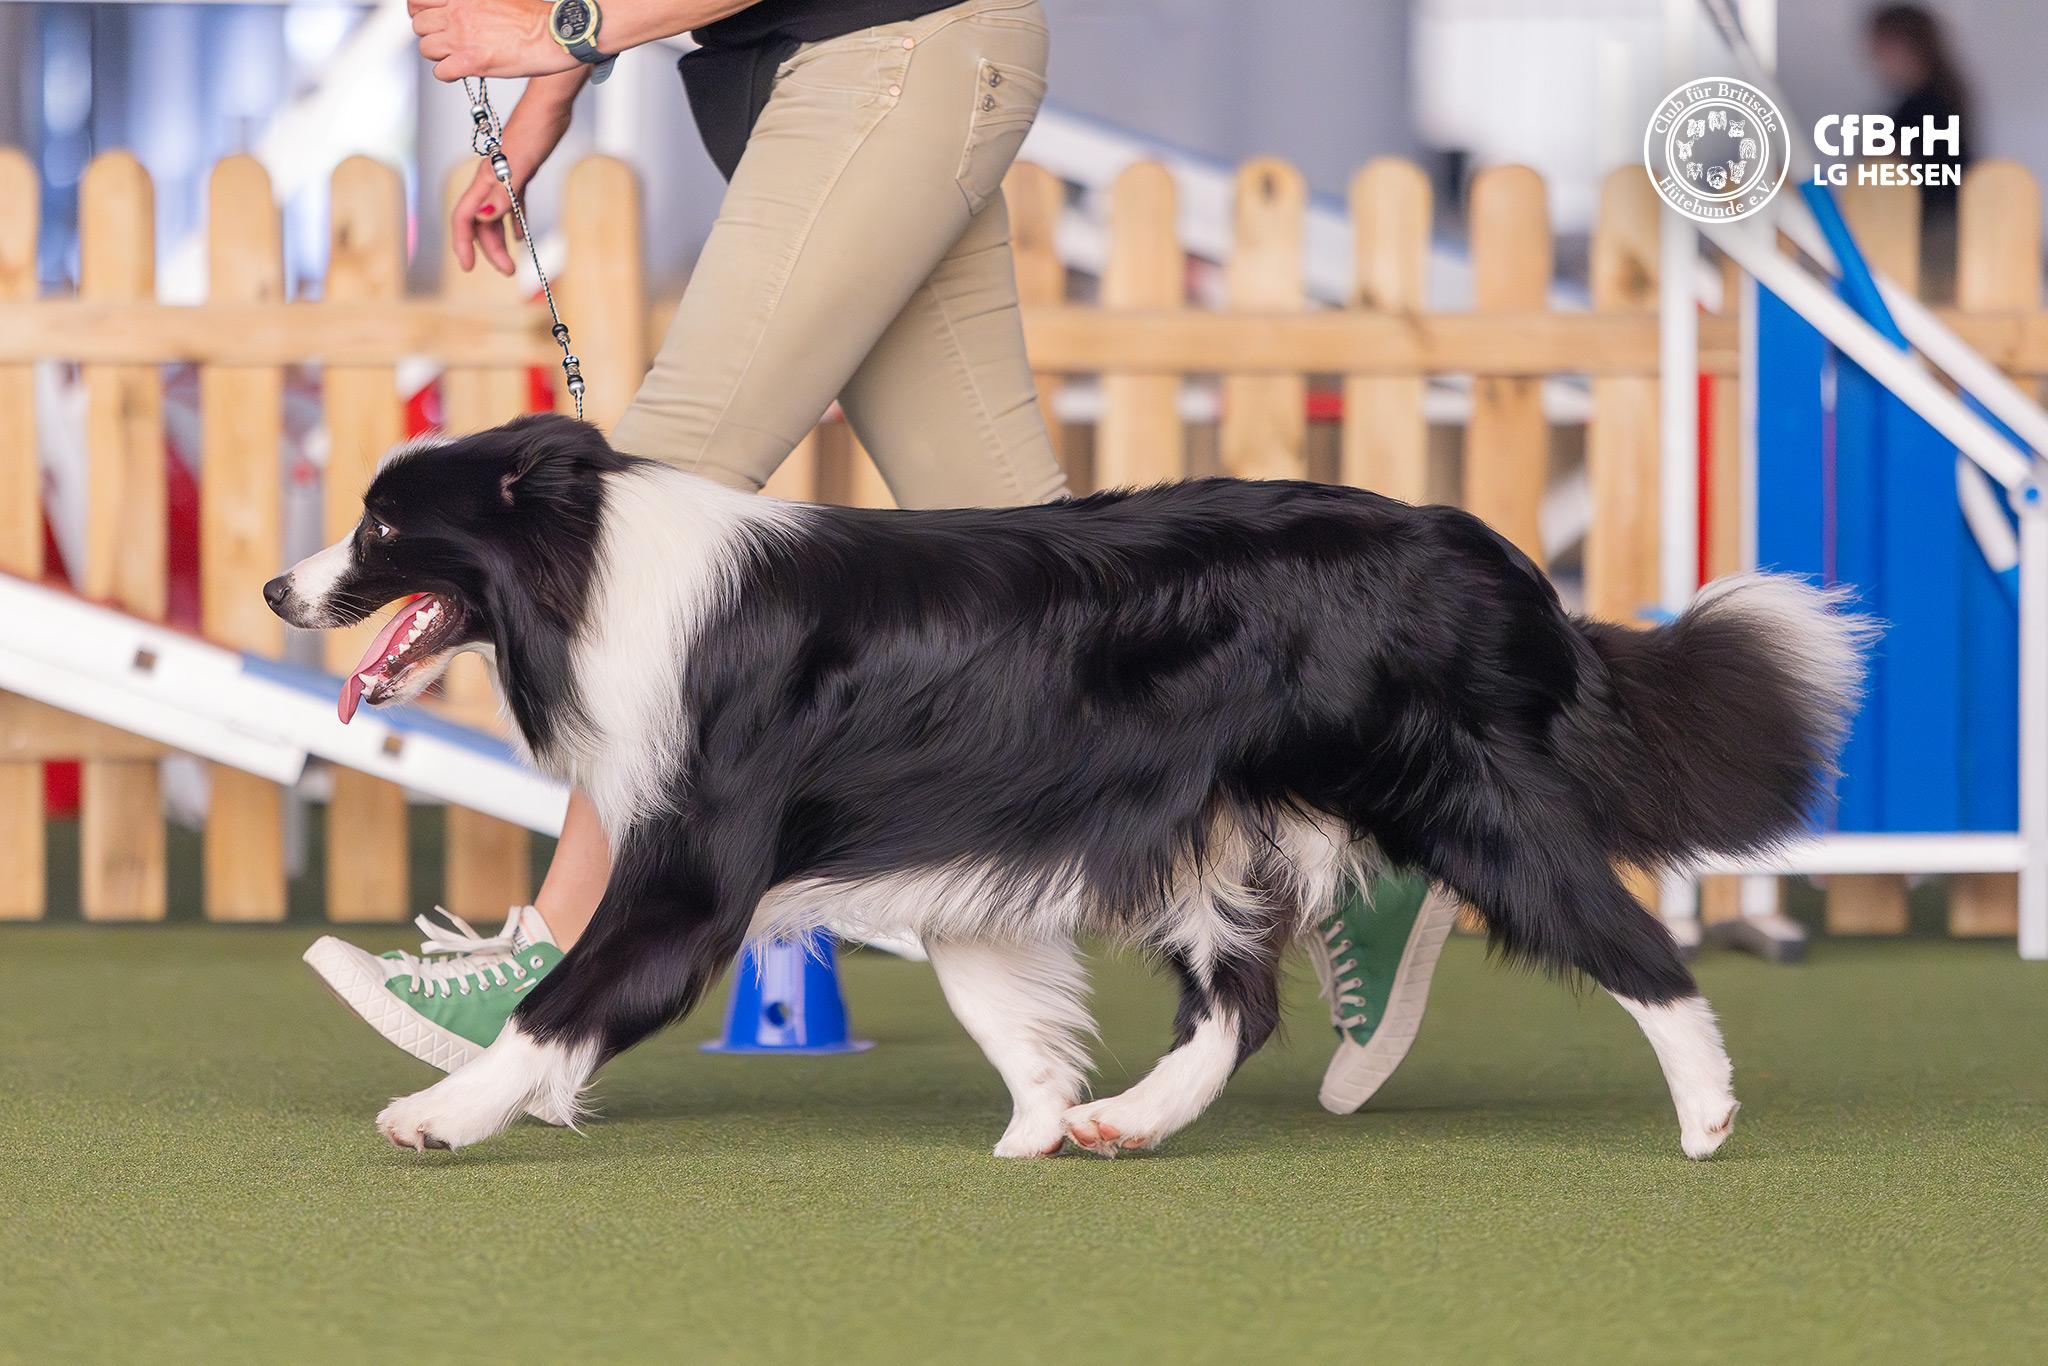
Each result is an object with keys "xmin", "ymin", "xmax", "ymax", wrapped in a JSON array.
[
  {"xmin": 560, "ymin": 155, "xmax": 646, "ymax": 431},
  {"xmin": 1585, "ymin": 167, "xmax": 1666, "ymax": 916},
  {"xmin": 1465, "ymin": 165, "xmax": 1550, "ymax": 562},
  {"xmin": 324, "ymin": 157, "xmax": 412, "ymax": 922},
  {"xmin": 200, "ymin": 155, "xmax": 287, "ymax": 920},
  {"xmin": 1950, "ymin": 160, "xmax": 2039, "ymax": 938},
  {"xmin": 1005, "ymin": 163, "xmax": 1075, "ymax": 489},
  {"xmin": 438, "ymin": 167, "xmax": 532, "ymax": 918},
  {"xmin": 79, "ymin": 152, "xmax": 167, "ymax": 921},
  {"xmin": 1586, "ymin": 167, "xmax": 1661, "ymax": 623},
  {"xmin": 1342, "ymin": 157, "xmax": 1429, "ymax": 501},
  {"xmin": 0, "ymin": 149, "xmax": 40, "ymax": 920},
  {"xmin": 1221, "ymin": 158, "xmax": 1307, "ymax": 482},
  {"xmin": 1821, "ymin": 178, "xmax": 1921, "ymax": 936},
  {"xmin": 1097, "ymin": 161, "xmax": 1183, "ymax": 487}
]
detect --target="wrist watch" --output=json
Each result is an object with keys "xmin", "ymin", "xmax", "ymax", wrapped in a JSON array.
[{"xmin": 548, "ymin": 0, "xmax": 616, "ymax": 84}]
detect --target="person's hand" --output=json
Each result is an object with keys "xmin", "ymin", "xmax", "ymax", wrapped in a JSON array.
[
  {"xmin": 410, "ymin": 0, "xmax": 578, "ymax": 81},
  {"xmin": 449, "ymin": 98, "xmax": 572, "ymax": 274}
]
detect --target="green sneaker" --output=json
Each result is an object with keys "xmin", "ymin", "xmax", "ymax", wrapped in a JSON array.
[
  {"xmin": 303, "ymin": 906, "xmax": 563, "ymax": 1073},
  {"xmin": 1307, "ymin": 874, "xmax": 1460, "ymax": 1114}
]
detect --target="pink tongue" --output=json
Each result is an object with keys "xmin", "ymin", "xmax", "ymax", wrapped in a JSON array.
[{"xmin": 338, "ymin": 595, "xmax": 431, "ymax": 724}]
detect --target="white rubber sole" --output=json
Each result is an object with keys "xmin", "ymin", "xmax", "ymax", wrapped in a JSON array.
[
  {"xmin": 303, "ymin": 937, "xmax": 485, "ymax": 1074},
  {"xmin": 1317, "ymin": 888, "xmax": 1461, "ymax": 1115}
]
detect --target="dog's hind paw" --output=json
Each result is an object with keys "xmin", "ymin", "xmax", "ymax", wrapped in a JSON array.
[
  {"xmin": 1679, "ymin": 1097, "xmax": 1739, "ymax": 1160},
  {"xmin": 993, "ymin": 1111, "xmax": 1066, "ymax": 1158}
]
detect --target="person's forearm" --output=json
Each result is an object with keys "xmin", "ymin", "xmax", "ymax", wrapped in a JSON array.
[
  {"xmin": 414, "ymin": 0, "xmax": 767, "ymax": 82},
  {"xmin": 516, "ymin": 66, "xmax": 591, "ymax": 115},
  {"xmin": 595, "ymin": 0, "xmax": 759, "ymax": 51}
]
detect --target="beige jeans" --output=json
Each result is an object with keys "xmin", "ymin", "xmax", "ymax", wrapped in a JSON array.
[{"xmin": 610, "ymin": 0, "xmax": 1067, "ymax": 509}]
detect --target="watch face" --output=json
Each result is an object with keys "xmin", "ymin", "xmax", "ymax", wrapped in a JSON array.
[{"xmin": 553, "ymin": 0, "xmax": 595, "ymax": 44}]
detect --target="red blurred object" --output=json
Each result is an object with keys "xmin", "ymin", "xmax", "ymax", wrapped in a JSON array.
[
  {"xmin": 167, "ymin": 439, "xmax": 201, "ymax": 630},
  {"xmin": 406, "ymin": 378, "xmax": 442, "ymax": 437},
  {"xmin": 39, "ymin": 517, "xmax": 76, "ymax": 817}
]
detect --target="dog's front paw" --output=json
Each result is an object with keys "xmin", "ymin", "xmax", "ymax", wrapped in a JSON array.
[
  {"xmin": 377, "ymin": 1091, "xmax": 453, "ymax": 1153},
  {"xmin": 1060, "ymin": 1097, "xmax": 1159, "ymax": 1157},
  {"xmin": 375, "ymin": 1077, "xmax": 516, "ymax": 1153}
]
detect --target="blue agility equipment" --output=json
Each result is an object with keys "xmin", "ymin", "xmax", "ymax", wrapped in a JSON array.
[
  {"xmin": 1756, "ymin": 183, "xmax": 2020, "ymax": 840},
  {"xmin": 701, "ymin": 933, "xmax": 874, "ymax": 1055},
  {"xmin": 1680, "ymin": 0, "xmax": 2047, "ymax": 958}
]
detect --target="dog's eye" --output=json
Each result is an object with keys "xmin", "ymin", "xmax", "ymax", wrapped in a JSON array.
[{"xmin": 372, "ymin": 521, "xmax": 396, "ymax": 541}]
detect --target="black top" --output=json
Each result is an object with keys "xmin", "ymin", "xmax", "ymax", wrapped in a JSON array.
[{"xmin": 695, "ymin": 0, "xmax": 955, "ymax": 48}]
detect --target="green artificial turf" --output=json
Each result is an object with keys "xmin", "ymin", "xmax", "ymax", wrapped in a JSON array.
[{"xmin": 2, "ymin": 929, "xmax": 2043, "ymax": 1365}]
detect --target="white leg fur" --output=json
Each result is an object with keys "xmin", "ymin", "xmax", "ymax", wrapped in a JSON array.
[
  {"xmin": 926, "ymin": 938, "xmax": 1094, "ymax": 1158},
  {"xmin": 376, "ymin": 1024, "xmax": 598, "ymax": 1152},
  {"xmin": 1613, "ymin": 994, "xmax": 1739, "ymax": 1160},
  {"xmin": 1062, "ymin": 1010, "xmax": 1241, "ymax": 1156}
]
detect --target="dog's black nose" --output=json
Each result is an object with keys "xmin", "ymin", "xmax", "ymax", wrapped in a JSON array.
[{"xmin": 262, "ymin": 576, "xmax": 292, "ymax": 612}]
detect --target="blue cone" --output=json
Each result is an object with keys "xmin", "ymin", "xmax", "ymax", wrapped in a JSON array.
[{"xmin": 700, "ymin": 933, "xmax": 874, "ymax": 1055}]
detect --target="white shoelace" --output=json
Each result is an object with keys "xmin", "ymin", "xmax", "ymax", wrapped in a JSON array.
[
  {"xmin": 1321, "ymin": 918, "xmax": 1368, "ymax": 1027},
  {"xmin": 398, "ymin": 907, "xmax": 543, "ymax": 999}
]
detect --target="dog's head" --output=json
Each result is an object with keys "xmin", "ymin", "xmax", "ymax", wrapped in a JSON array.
[{"xmin": 264, "ymin": 413, "xmax": 627, "ymax": 722}]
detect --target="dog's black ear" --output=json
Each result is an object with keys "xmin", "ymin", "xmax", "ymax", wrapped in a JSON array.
[
  {"xmin": 499, "ymin": 416, "xmax": 577, "ymax": 505},
  {"xmin": 496, "ymin": 412, "xmax": 617, "ymax": 507},
  {"xmin": 500, "ymin": 448, "xmax": 550, "ymax": 505}
]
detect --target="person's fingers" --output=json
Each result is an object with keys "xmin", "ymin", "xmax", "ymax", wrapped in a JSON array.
[
  {"xmin": 476, "ymin": 215, "xmax": 516, "ymax": 275},
  {"xmin": 450, "ymin": 173, "xmax": 510, "ymax": 272},
  {"xmin": 411, "ymin": 8, "xmax": 448, "ymax": 35},
  {"xmin": 406, "ymin": 0, "xmax": 447, "ymax": 15},
  {"xmin": 432, "ymin": 53, "xmax": 480, "ymax": 81},
  {"xmin": 419, "ymin": 35, "xmax": 452, "ymax": 61},
  {"xmin": 450, "ymin": 195, "xmax": 479, "ymax": 271}
]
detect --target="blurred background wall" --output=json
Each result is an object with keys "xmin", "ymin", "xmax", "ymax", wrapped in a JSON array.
[{"xmin": 2, "ymin": 0, "xmax": 2043, "ymax": 296}]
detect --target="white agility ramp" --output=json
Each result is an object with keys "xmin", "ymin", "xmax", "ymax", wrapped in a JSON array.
[{"xmin": 0, "ymin": 574, "xmax": 569, "ymax": 837}]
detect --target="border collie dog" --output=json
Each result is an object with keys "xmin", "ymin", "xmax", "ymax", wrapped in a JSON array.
[{"xmin": 267, "ymin": 414, "xmax": 1867, "ymax": 1160}]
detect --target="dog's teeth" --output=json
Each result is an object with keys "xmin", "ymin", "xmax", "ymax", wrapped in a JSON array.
[{"xmin": 358, "ymin": 672, "xmax": 379, "ymax": 689}]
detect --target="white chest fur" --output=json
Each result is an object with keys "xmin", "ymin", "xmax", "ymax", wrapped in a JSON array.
[{"xmin": 527, "ymin": 467, "xmax": 802, "ymax": 840}]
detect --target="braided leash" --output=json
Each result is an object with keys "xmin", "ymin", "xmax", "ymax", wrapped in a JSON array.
[{"xmin": 462, "ymin": 76, "xmax": 585, "ymax": 420}]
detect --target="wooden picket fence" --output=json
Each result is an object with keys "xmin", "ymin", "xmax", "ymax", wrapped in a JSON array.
[{"xmin": 1, "ymin": 146, "xmax": 2043, "ymax": 935}]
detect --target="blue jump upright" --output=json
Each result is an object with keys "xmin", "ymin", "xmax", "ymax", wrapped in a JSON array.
[{"xmin": 701, "ymin": 933, "xmax": 874, "ymax": 1055}]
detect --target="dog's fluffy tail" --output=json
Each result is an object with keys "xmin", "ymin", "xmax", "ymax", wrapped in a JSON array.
[{"xmin": 1566, "ymin": 573, "xmax": 1878, "ymax": 867}]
